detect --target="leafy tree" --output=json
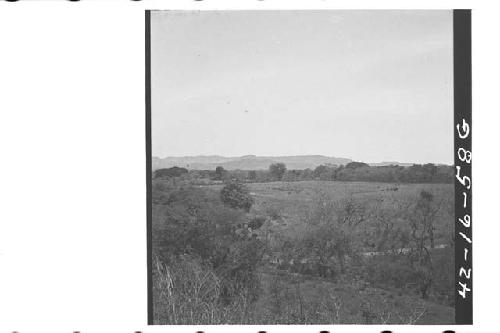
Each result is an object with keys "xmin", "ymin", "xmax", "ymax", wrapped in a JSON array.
[
  {"xmin": 220, "ymin": 180, "xmax": 254, "ymax": 212},
  {"xmin": 269, "ymin": 163, "xmax": 287, "ymax": 181},
  {"xmin": 214, "ymin": 166, "xmax": 227, "ymax": 180},
  {"xmin": 154, "ymin": 166, "xmax": 188, "ymax": 179},
  {"xmin": 247, "ymin": 170, "xmax": 257, "ymax": 181},
  {"xmin": 313, "ymin": 165, "xmax": 337, "ymax": 180},
  {"xmin": 313, "ymin": 165, "xmax": 329, "ymax": 178}
]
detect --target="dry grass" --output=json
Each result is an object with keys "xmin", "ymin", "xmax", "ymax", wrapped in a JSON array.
[{"xmin": 153, "ymin": 255, "xmax": 261, "ymax": 324}]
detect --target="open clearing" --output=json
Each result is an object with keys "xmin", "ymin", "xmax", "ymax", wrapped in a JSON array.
[{"xmin": 205, "ymin": 180, "xmax": 454, "ymax": 247}]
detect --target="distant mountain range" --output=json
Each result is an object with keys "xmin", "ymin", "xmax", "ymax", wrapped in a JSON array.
[
  {"xmin": 153, "ymin": 155, "xmax": 354, "ymax": 170},
  {"xmin": 151, "ymin": 155, "xmax": 428, "ymax": 170},
  {"xmin": 151, "ymin": 155, "xmax": 429, "ymax": 170}
]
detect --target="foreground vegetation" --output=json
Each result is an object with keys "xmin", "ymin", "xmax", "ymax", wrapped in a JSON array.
[{"xmin": 152, "ymin": 164, "xmax": 454, "ymax": 324}]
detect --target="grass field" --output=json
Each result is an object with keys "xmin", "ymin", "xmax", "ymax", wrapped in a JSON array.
[{"xmin": 203, "ymin": 180, "xmax": 454, "ymax": 248}]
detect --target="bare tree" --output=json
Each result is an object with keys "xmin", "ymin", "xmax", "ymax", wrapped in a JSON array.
[
  {"xmin": 300, "ymin": 192, "xmax": 367, "ymax": 274},
  {"xmin": 406, "ymin": 190, "xmax": 442, "ymax": 299},
  {"xmin": 410, "ymin": 190, "xmax": 442, "ymax": 249}
]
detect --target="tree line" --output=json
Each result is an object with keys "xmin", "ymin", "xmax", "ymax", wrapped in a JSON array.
[{"xmin": 155, "ymin": 161, "xmax": 453, "ymax": 184}]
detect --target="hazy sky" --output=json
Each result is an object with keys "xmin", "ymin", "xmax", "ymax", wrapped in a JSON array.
[{"xmin": 151, "ymin": 10, "xmax": 453, "ymax": 164}]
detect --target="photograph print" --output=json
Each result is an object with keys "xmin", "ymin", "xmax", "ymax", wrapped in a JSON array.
[{"xmin": 147, "ymin": 10, "xmax": 463, "ymax": 325}]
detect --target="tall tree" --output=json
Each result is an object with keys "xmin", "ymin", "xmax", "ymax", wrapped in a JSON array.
[{"xmin": 269, "ymin": 163, "xmax": 287, "ymax": 181}]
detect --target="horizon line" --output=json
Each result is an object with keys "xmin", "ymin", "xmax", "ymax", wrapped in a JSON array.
[{"xmin": 152, "ymin": 154, "xmax": 453, "ymax": 166}]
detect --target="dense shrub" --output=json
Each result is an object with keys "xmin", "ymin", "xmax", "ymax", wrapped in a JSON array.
[
  {"xmin": 366, "ymin": 255, "xmax": 416, "ymax": 289},
  {"xmin": 220, "ymin": 180, "xmax": 254, "ymax": 212},
  {"xmin": 152, "ymin": 181, "xmax": 264, "ymax": 324},
  {"xmin": 365, "ymin": 247, "xmax": 454, "ymax": 305},
  {"xmin": 154, "ymin": 189, "xmax": 244, "ymax": 262},
  {"xmin": 248, "ymin": 216, "xmax": 266, "ymax": 230}
]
